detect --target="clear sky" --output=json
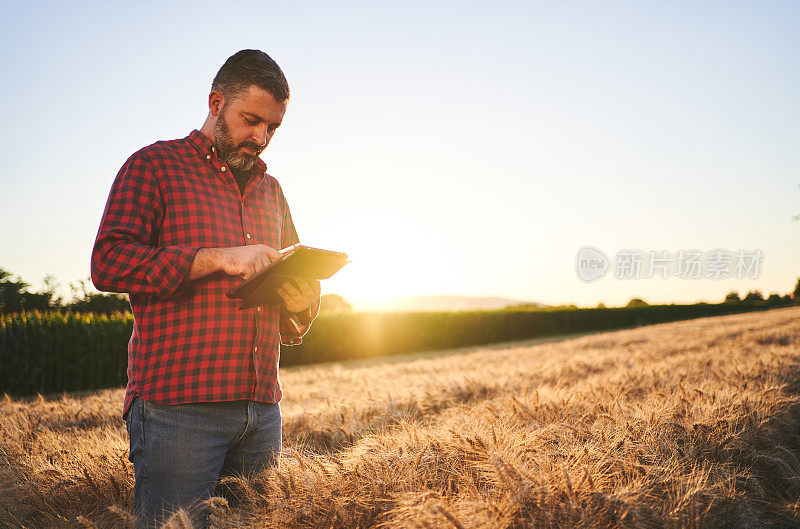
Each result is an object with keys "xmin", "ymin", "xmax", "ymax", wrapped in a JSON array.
[{"xmin": 1, "ymin": 1, "xmax": 798, "ymax": 309}]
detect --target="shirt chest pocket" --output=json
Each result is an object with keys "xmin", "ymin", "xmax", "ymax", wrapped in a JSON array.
[{"xmin": 162, "ymin": 187, "xmax": 243, "ymax": 247}]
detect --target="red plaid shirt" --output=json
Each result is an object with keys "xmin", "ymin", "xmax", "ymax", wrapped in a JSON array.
[{"xmin": 91, "ymin": 129, "xmax": 320, "ymax": 421}]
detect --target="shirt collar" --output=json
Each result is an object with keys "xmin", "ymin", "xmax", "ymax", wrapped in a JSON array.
[{"xmin": 185, "ymin": 128, "xmax": 268, "ymax": 175}]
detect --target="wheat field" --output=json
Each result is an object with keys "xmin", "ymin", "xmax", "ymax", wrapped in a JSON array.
[{"xmin": 2, "ymin": 307, "xmax": 800, "ymax": 528}]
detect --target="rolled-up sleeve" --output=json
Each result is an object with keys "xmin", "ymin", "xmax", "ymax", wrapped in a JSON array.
[{"xmin": 91, "ymin": 151, "xmax": 199, "ymax": 299}]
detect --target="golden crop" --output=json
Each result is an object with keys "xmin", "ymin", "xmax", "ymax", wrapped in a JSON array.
[{"xmin": 2, "ymin": 307, "xmax": 799, "ymax": 528}]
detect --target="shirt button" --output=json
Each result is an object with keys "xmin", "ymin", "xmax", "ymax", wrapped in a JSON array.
[
  {"xmin": 211, "ymin": 146, "xmax": 215, "ymax": 152},
  {"xmin": 253, "ymin": 346, "xmax": 258, "ymax": 352},
  {"xmin": 221, "ymin": 166, "xmax": 227, "ymax": 172},
  {"xmin": 257, "ymin": 307, "xmax": 261, "ymax": 312},
  {"xmin": 206, "ymin": 154, "xmax": 211, "ymax": 160},
  {"xmin": 246, "ymin": 233, "xmax": 251, "ymax": 239}
]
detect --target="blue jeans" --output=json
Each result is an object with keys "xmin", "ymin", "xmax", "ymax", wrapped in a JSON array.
[{"xmin": 125, "ymin": 396, "xmax": 282, "ymax": 529}]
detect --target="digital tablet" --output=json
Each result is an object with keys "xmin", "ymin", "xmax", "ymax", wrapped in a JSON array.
[{"xmin": 226, "ymin": 245, "xmax": 349, "ymax": 309}]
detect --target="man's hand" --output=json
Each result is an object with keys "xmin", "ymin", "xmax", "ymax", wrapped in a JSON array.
[
  {"xmin": 277, "ymin": 278, "xmax": 321, "ymax": 313},
  {"xmin": 217, "ymin": 244, "xmax": 283, "ymax": 280}
]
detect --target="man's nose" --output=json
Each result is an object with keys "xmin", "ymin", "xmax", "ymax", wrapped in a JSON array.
[{"xmin": 252, "ymin": 126, "xmax": 268, "ymax": 148}]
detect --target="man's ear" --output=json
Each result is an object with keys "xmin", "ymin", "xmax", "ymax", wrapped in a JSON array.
[{"xmin": 208, "ymin": 90, "xmax": 225, "ymax": 117}]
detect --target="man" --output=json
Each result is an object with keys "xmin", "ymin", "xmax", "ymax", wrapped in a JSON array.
[{"xmin": 90, "ymin": 49, "xmax": 321, "ymax": 528}]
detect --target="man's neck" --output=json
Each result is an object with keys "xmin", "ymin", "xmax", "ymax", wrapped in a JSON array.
[
  {"xmin": 199, "ymin": 122, "xmax": 215, "ymax": 143},
  {"xmin": 231, "ymin": 166, "xmax": 250, "ymax": 181},
  {"xmin": 230, "ymin": 166, "xmax": 251, "ymax": 196}
]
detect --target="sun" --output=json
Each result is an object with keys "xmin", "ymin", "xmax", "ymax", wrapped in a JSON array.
[{"xmin": 308, "ymin": 211, "xmax": 440, "ymax": 311}]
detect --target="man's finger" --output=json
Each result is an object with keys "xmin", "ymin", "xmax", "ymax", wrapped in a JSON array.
[
  {"xmin": 277, "ymin": 286, "xmax": 296, "ymax": 306},
  {"xmin": 280, "ymin": 281, "xmax": 301, "ymax": 300},
  {"xmin": 278, "ymin": 287, "xmax": 305, "ymax": 312},
  {"xmin": 277, "ymin": 286, "xmax": 288, "ymax": 302},
  {"xmin": 297, "ymin": 278, "xmax": 320, "ymax": 297},
  {"xmin": 259, "ymin": 255, "xmax": 270, "ymax": 273},
  {"xmin": 295, "ymin": 278, "xmax": 314, "ymax": 298},
  {"xmin": 264, "ymin": 245, "xmax": 282, "ymax": 262}
]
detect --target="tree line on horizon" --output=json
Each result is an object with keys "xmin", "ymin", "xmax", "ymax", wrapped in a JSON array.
[
  {"xmin": 0, "ymin": 267, "xmax": 798, "ymax": 315},
  {"xmin": 0, "ymin": 267, "xmax": 358, "ymax": 315}
]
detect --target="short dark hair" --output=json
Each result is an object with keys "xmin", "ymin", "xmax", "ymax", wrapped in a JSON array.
[{"xmin": 211, "ymin": 49, "xmax": 290, "ymax": 103}]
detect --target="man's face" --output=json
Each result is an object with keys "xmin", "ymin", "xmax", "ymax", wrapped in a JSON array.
[{"xmin": 212, "ymin": 84, "xmax": 287, "ymax": 173}]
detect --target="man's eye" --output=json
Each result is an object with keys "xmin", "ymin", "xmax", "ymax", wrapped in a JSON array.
[{"xmin": 245, "ymin": 118, "xmax": 257, "ymax": 125}]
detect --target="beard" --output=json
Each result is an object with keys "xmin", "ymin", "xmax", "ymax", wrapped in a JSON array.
[{"xmin": 212, "ymin": 107, "xmax": 265, "ymax": 173}]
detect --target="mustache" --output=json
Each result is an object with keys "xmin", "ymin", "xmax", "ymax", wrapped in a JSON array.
[{"xmin": 240, "ymin": 143, "xmax": 262, "ymax": 154}]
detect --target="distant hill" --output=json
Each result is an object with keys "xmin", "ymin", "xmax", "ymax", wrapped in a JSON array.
[{"xmin": 352, "ymin": 295, "xmax": 548, "ymax": 313}]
